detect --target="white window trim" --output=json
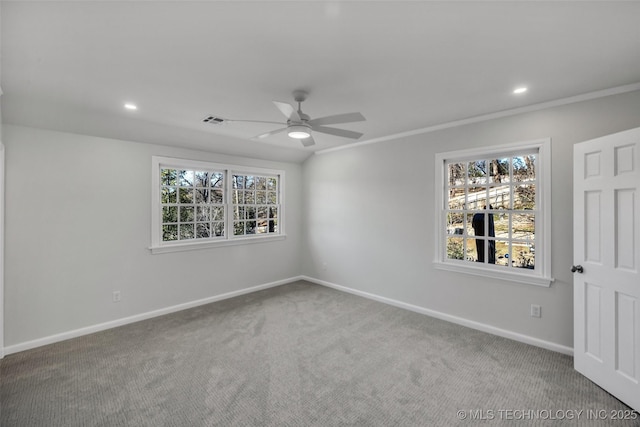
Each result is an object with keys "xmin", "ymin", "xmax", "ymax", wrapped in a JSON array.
[
  {"xmin": 433, "ymin": 138, "xmax": 554, "ymax": 287},
  {"xmin": 150, "ymin": 156, "xmax": 286, "ymax": 254}
]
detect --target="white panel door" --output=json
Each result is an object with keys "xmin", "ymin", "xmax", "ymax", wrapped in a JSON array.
[{"xmin": 574, "ymin": 127, "xmax": 640, "ymax": 411}]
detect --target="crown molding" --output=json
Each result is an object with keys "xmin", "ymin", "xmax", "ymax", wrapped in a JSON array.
[{"xmin": 316, "ymin": 82, "xmax": 640, "ymax": 156}]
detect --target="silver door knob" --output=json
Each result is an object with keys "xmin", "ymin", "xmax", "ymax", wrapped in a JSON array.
[{"xmin": 571, "ymin": 265, "xmax": 584, "ymax": 273}]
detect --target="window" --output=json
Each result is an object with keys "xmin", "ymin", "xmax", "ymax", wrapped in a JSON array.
[
  {"xmin": 434, "ymin": 139, "xmax": 553, "ymax": 286},
  {"xmin": 159, "ymin": 168, "xmax": 226, "ymax": 242},
  {"xmin": 151, "ymin": 157, "xmax": 284, "ymax": 253},
  {"xmin": 231, "ymin": 174, "xmax": 280, "ymax": 237}
]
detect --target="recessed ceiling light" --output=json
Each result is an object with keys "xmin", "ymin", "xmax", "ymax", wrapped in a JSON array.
[
  {"xmin": 513, "ymin": 87, "xmax": 528, "ymax": 94},
  {"xmin": 124, "ymin": 103, "xmax": 138, "ymax": 110}
]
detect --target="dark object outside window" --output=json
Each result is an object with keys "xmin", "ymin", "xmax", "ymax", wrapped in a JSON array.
[{"xmin": 472, "ymin": 207, "xmax": 496, "ymax": 264}]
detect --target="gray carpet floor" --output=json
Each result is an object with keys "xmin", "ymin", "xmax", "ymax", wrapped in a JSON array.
[{"xmin": 1, "ymin": 280, "xmax": 638, "ymax": 426}]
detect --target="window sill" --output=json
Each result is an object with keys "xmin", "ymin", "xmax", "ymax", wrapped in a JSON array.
[
  {"xmin": 433, "ymin": 260, "xmax": 554, "ymax": 287},
  {"xmin": 150, "ymin": 234, "xmax": 286, "ymax": 254}
]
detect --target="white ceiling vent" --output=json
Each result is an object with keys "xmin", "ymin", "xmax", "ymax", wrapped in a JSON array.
[{"xmin": 202, "ymin": 115, "xmax": 226, "ymax": 125}]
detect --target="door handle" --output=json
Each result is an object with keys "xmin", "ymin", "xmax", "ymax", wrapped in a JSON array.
[{"xmin": 571, "ymin": 265, "xmax": 584, "ymax": 274}]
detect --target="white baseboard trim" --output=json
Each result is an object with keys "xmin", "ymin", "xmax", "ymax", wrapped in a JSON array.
[
  {"xmin": 3, "ymin": 276, "xmax": 305, "ymax": 356},
  {"xmin": 3, "ymin": 275, "xmax": 573, "ymax": 357},
  {"xmin": 301, "ymin": 276, "xmax": 574, "ymax": 356}
]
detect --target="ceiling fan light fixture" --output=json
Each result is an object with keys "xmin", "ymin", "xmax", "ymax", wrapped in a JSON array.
[{"xmin": 288, "ymin": 125, "xmax": 311, "ymax": 139}]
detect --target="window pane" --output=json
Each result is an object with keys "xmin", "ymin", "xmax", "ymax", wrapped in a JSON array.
[
  {"xmin": 513, "ymin": 213, "xmax": 535, "ymax": 241},
  {"xmin": 245, "ymin": 176, "xmax": 255, "ymax": 189},
  {"xmin": 256, "ymin": 220, "xmax": 268, "ymax": 234},
  {"xmin": 446, "ymin": 237, "xmax": 464, "ymax": 260},
  {"xmin": 512, "ymin": 243, "xmax": 535, "ymax": 269},
  {"xmin": 213, "ymin": 222, "xmax": 224, "ymax": 237},
  {"xmin": 495, "ymin": 240, "xmax": 510, "ymax": 266},
  {"xmin": 269, "ymin": 220, "xmax": 277, "ymax": 233},
  {"xmin": 179, "ymin": 206, "xmax": 194, "ymax": 222},
  {"xmin": 267, "ymin": 177, "xmax": 277, "ymax": 190},
  {"xmin": 256, "ymin": 176, "xmax": 267, "ymax": 190},
  {"xmin": 488, "ymin": 185, "xmax": 510, "ymax": 210},
  {"xmin": 178, "ymin": 188, "xmax": 193, "ymax": 203},
  {"xmin": 257, "ymin": 206, "xmax": 268, "ymax": 219},
  {"xmin": 195, "ymin": 188, "xmax": 209, "ymax": 204},
  {"xmin": 233, "ymin": 175, "xmax": 244, "ymax": 189},
  {"xmin": 489, "ymin": 158, "xmax": 509, "ymax": 183},
  {"xmin": 513, "ymin": 155, "xmax": 536, "ymax": 182},
  {"xmin": 256, "ymin": 191, "xmax": 266, "ymax": 204},
  {"xmin": 465, "ymin": 213, "xmax": 475, "ymax": 236},
  {"xmin": 514, "ymin": 184, "xmax": 535, "ymax": 210},
  {"xmin": 161, "ymin": 187, "xmax": 177, "ymax": 204},
  {"xmin": 196, "ymin": 206, "xmax": 210, "ymax": 221},
  {"xmin": 448, "ymin": 188, "xmax": 465, "ymax": 210},
  {"xmin": 234, "ymin": 221, "xmax": 244, "ymax": 235},
  {"xmin": 246, "ymin": 221, "xmax": 257, "ymax": 235},
  {"xmin": 162, "ymin": 206, "xmax": 178, "ymax": 223},
  {"xmin": 448, "ymin": 163, "xmax": 465, "ymax": 187},
  {"xmin": 467, "ymin": 160, "xmax": 487, "ymax": 185},
  {"xmin": 244, "ymin": 191, "xmax": 255, "ymax": 204},
  {"xmin": 493, "ymin": 213, "xmax": 509, "ymax": 239},
  {"xmin": 179, "ymin": 170, "xmax": 194, "ymax": 186},
  {"xmin": 467, "ymin": 187, "xmax": 486, "ymax": 210},
  {"xmin": 179, "ymin": 224, "xmax": 194, "ymax": 240},
  {"xmin": 196, "ymin": 223, "xmax": 210, "ymax": 238},
  {"xmin": 267, "ymin": 191, "xmax": 277, "ymax": 204},
  {"xmin": 246, "ymin": 206, "xmax": 256, "ymax": 220},
  {"xmin": 162, "ymin": 225, "xmax": 178, "ymax": 241},
  {"xmin": 234, "ymin": 206, "xmax": 245, "ymax": 220},
  {"xmin": 470, "ymin": 212, "xmax": 485, "ymax": 236},
  {"xmin": 466, "ymin": 237, "xmax": 479, "ymax": 262},
  {"xmin": 211, "ymin": 173, "xmax": 224, "ymax": 188},
  {"xmin": 211, "ymin": 189, "xmax": 224, "ymax": 204},
  {"xmin": 212, "ymin": 206, "xmax": 224, "ymax": 221},
  {"xmin": 269, "ymin": 207, "xmax": 278, "ymax": 219},
  {"xmin": 161, "ymin": 169, "xmax": 178, "ymax": 186},
  {"xmin": 195, "ymin": 171, "xmax": 209, "ymax": 187},
  {"xmin": 447, "ymin": 212, "xmax": 464, "ymax": 235}
]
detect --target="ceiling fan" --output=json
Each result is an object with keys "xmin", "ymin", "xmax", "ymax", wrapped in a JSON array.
[{"xmin": 225, "ymin": 90, "xmax": 366, "ymax": 147}]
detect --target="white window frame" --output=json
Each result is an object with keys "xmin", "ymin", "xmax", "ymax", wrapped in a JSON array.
[
  {"xmin": 434, "ymin": 138, "xmax": 553, "ymax": 287},
  {"xmin": 150, "ymin": 156, "xmax": 285, "ymax": 254}
]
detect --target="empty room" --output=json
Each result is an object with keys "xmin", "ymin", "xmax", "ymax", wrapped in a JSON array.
[{"xmin": 1, "ymin": 1, "xmax": 640, "ymax": 425}]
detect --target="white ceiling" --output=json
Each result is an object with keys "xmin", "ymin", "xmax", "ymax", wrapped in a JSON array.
[{"xmin": 2, "ymin": 1, "xmax": 640, "ymax": 163}]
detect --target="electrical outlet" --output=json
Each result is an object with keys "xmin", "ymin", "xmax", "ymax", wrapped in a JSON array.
[
  {"xmin": 113, "ymin": 291, "xmax": 121, "ymax": 303},
  {"xmin": 530, "ymin": 304, "xmax": 541, "ymax": 318}
]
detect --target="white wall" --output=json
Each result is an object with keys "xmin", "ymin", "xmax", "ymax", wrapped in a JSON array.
[
  {"xmin": 3, "ymin": 125, "xmax": 303, "ymax": 348},
  {"xmin": 302, "ymin": 90, "xmax": 640, "ymax": 350},
  {"xmin": 5, "ymin": 90, "xmax": 640, "ymax": 354}
]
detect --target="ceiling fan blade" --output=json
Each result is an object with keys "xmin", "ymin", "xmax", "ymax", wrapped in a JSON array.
[
  {"xmin": 252, "ymin": 127, "xmax": 288, "ymax": 140},
  {"xmin": 273, "ymin": 101, "xmax": 301, "ymax": 122},
  {"xmin": 307, "ymin": 112, "xmax": 366, "ymax": 127},
  {"xmin": 311, "ymin": 125, "xmax": 364, "ymax": 140},
  {"xmin": 300, "ymin": 135, "xmax": 315, "ymax": 147},
  {"xmin": 226, "ymin": 119, "xmax": 286, "ymax": 125}
]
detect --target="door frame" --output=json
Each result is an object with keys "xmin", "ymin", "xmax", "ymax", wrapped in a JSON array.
[{"xmin": 0, "ymin": 141, "xmax": 4, "ymax": 359}]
